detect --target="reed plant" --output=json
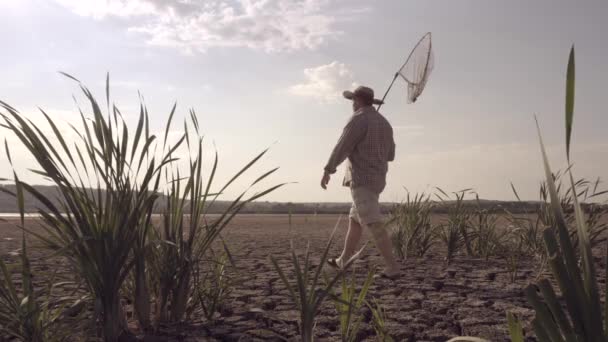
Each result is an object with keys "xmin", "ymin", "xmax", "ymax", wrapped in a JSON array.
[
  {"xmin": 501, "ymin": 228, "xmax": 525, "ymax": 283},
  {"xmin": 1, "ymin": 74, "xmax": 283, "ymax": 340},
  {"xmin": 194, "ymin": 249, "xmax": 233, "ymax": 322},
  {"xmin": 504, "ymin": 199, "xmax": 547, "ymax": 273},
  {"xmin": 469, "ymin": 194, "xmax": 503, "ymax": 260},
  {"xmin": 1, "ymin": 75, "xmax": 168, "ymax": 339},
  {"xmin": 389, "ymin": 191, "xmax": 436, "ymax": 259},
  {"xmin": 0, "ymin": 195, "xmax": 84, "ymax": 341},
  {"xmin": 148, "ymin": 116, "xmax": 282, "ymax": 325},
  {"xmin": 0, "ymin": 238, "xmax": 69, "ymax": 341},
  {"xmin": 507, "ymin": 173, "xmax": 607, "ymax": 280},
  {"xmin": 328, "ymin": 268, "xmax": 375, "ymax": 342},
  {"xmin": 270, "ymin": 218, "xmax": 365, "ymax": 342},
  {"xmin": 436, "ymin": 189, "xmax": 473, "ymax": 263},
  {"xmin": 450, "ymin": 45, "xmax": 608, "ymax": 342},
  {"xmin": 522, "ymin": 45, "xmax": 607, "ymax": 342},
  {"xmin": 367, "ymin": 299, "xmax": 394, "ymax": 342}
]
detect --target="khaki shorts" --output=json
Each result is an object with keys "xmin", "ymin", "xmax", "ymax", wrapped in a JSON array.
[{"xmin": 349, "ymin": 187, "xmax": 382, "ymax": 226}]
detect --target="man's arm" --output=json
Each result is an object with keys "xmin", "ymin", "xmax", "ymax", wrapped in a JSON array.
[
  {"xmin": 387, "ymin": 124, "xmax": 395, "ymax": 162},
  {"xmin": 324, "ymin": 116, "xmax": 367, "ymax": 174},
  {"xmin": 388, "ymin": 140, "xmax": 395, "ymax": 162}
]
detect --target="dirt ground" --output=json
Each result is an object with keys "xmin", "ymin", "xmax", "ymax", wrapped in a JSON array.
[{"xmin": 1, "ymin": 214, "xmax": 605, "ymax": 342}]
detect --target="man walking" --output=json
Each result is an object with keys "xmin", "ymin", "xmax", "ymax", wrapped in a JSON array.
[{"xmin": 321, "ymin": 85, "xmax": 400, "ymax": 279}]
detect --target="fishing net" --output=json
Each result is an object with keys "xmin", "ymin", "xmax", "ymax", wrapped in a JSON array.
[{"xmin": 398, "ymin": 32, "xmax": 434, "ymax": 103}]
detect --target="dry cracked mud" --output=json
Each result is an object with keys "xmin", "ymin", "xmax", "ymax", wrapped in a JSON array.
[{"xmin": 1, "ymin": 214, "xmax": 605, "ymax": 341}]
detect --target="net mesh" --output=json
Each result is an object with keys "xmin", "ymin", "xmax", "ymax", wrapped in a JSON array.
[{"xmin": 398, "ymin": 33, "xmax": 434, "ymax": 103}]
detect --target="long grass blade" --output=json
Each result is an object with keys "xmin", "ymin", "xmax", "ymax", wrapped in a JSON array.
[
  {"xmin": 310, "ymin": 217, "xmax": 341, "ymax": 293},
  {"xmin": 567, "ymin": 168, "xmax": 604, "ymax": 338},
  {"xmin": 565, "ymin": 45, "xmax": 575, "ymax": 161},
  {"xmin": 446, "ymin": 337, "xmax": 490, "ymax": 342},
  {"xmin": 4, "ymin": 139, "xmax": 12, "ymax": 164},
  {"xmin": 605, "ymin": 244, "xmax": 608, "ymax": 334},
  {"xmin": 537, "ymin": 279, "xmax": 576, "ymax": 341},
  {"xmin": 163, "ymin": 102, "xmax": 177, "ymax": 149},
  {"xmin": 58, "ymin": 71, "xmax": 81, "ymax": 83},
  {"xmin": 270, "ymin": 255, "xmax": 299, "ymax": 307},
  {"xmin": 507, "ymin": 312, "xmax": 525, "ymax": 342},
  {"xmin": 510, "ymin": 182, "xmax": 522, "ymax": 201}
]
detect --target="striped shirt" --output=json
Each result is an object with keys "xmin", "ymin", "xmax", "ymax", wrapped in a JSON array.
[{"xmin": 324, "ymin": 105, "xmax": 395, "ymax": 194}]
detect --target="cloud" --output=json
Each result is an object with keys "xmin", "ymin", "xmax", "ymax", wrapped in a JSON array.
[
  {"xmin": 288, "ymin": 61, "xmax": 357, "ymax": 103},
  {"xmin": 55, "ymin": 0, "xmax": 361, "ymax": 53},
  {"xmin": 55, "ymin": 0, "xmax": 157, "ymax": 18}
]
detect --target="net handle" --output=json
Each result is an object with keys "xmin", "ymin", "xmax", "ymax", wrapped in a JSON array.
[{"xmin": 376, "ymin": 73, "xmax": 398, "ymax": 112}]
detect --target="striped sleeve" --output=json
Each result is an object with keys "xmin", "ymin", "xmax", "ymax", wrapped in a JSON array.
[
  {"xmin": 388, "ymin": 125, "xmax": 395, "ymax": 161},
  {"xmin": 324, "ymin": 116, "xmax": 367, "ymax": 174}
]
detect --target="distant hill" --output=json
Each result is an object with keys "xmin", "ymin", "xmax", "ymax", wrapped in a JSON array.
[{"xmin": 0, "ymin": 184, "xmax": 589, "ymax": 215}]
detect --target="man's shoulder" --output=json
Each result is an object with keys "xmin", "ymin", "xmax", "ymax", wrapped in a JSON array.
[
  {"xmin": 369, "ymin": 110, "xmax": 391, "ymax": 125},
  {"xmin": 374, "ymin": 112, "xmax": 394, "ymax": 133},
  {"xmin": 347, "ymin": 111, "xmax": 369, "ymax": 125}
]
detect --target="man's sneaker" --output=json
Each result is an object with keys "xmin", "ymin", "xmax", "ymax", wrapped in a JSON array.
[
  {"xmin": 373, "ymin": 270, "xmax": 400, "ymax": 281},
  {"xmin": 326, "ymin": 258, "xmax": 343, "ymax": 269}
]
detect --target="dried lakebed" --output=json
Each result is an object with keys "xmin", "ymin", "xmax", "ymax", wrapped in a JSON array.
[{"xmin": 1, "ymin": 215, "xmax": 605, "ymax": 341}]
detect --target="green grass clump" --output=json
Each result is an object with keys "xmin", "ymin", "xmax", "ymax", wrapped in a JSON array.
[
  {"xmin": 1, "ymin": 74, "xmax": 283, "ymax": 340},
  {"xmin": 194, "ymin": 250, "xmax": 234, "ymax": 322},
  {"xmin": 0, "ymin": 210, "xmax": 86, "ymax": 341},
  {"xmin": 450, "ymin": 45, "xmax": 608, "ymax": 342},
  {"xmin": 436, "ymin": 188, "xmax": 473, "ymax": 263},
  {"xmin": 2, "ymin": 75, "xmax": 167, "ymax": 340},
  {"xmin": 270, "ymin": 218, "xmax": 365, "ymax": 342},
  {"xmin": 368, "ymin": 299, "xmax": 394, "ymax": 342},
  {"xmin": 389, "ymin": 191, "xmax": 436, "ymax": 259},
  {"xmin": 524, "ymin": 48, "xmax": 605, "ymax": 339},
  {"xmin": 328, "ymin": 268, "xmax": 375, "ymax": 342},
  {"xmin": 469, "ymin": 194, "xmax": 504, "ymax": 261},
  {"xmin": 0, "ymin": 238, "xmax": 72, "ymax": 341}
]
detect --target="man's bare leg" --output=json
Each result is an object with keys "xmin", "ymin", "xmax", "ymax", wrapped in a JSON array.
[
  {"xmin": 336, "ymin": 217, "xmax": 363, "ymax": 266},
  {"xmin": 368, "ymin": 222, "xmax": 399, "ymax": 275}
]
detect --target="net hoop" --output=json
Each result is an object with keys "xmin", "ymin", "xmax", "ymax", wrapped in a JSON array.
[{"xmin": 398, "ymin": 32, "xmax": 433, "ymax": 85}]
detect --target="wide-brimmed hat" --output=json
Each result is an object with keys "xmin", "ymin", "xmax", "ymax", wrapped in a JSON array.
[{"xmin": 342, "ymin": 85, "xmax": 384, "ymax": 105}]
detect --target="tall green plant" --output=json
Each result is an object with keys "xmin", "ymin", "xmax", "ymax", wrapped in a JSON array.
[
  {"xmin": 436, "ymin": 188, "xmax": 473, "ymax": 263},
  {"xmin": 1, "ymin": 238, "xmax": 39, "ymax": 341},
  {"xmin": 1, "ymin": 75, "xmax": 179, "ymax": 340},
  {"xmin": 367, "ymin": 299, "xmax": 394, "ymax": 342},
  {"xmin": 194, "ymin": 250, "xmax": 233, "ymax": 322},
  {"xmin": 450, "ymin": 45, "xmax": 608, "ymax": 342},
  {"xmin": 389, "ymin": 191, "xmax": 436, "ymax": 259},
  {"xmin": 0, "ymin": 74, "xmax": 284, "ymax": 340},
  {"xmin": 500, "ymin": 228, "xmax": 525, "ymax": 283},
  {"xmin": 509, "ymin": 173, "xmax": 608, "ymax": 264},
  {"xmin": 504, "ymin": 198, "xmax": 547, "ymax": 274},
  {"xmin": 438, "ymin": 221, "xmax": 462, "ymax": 265},
  {"xmin": 524, "ymin": 45, "xmax": 606, "ymax": 342},
  {"xmin": 0, "ymin": 186, "xmax": 83, "ymax": 341},
  {"xmin": 469, "ymin": 194, "xmax": 503, "ymax": 260},
  {"xmin": 328, "ymin": 268, "xmax": 375, "ymax": 342},
  {"xmin": 270, "ymin": 218, "xmax": 365, "ymax": 342},
  {"xmin": 149, "ymin": 115, "xmax": 284, "ymax": 324}
]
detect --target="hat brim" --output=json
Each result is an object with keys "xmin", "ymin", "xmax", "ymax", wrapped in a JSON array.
[{"xmin": 342, "ymin": 90, "xmax": 384, "ymax": 105}]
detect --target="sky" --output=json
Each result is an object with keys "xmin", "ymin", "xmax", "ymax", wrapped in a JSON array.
[{"xmin": 1, "ymin": 0, "xmax": 607, "ymax": 203}]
